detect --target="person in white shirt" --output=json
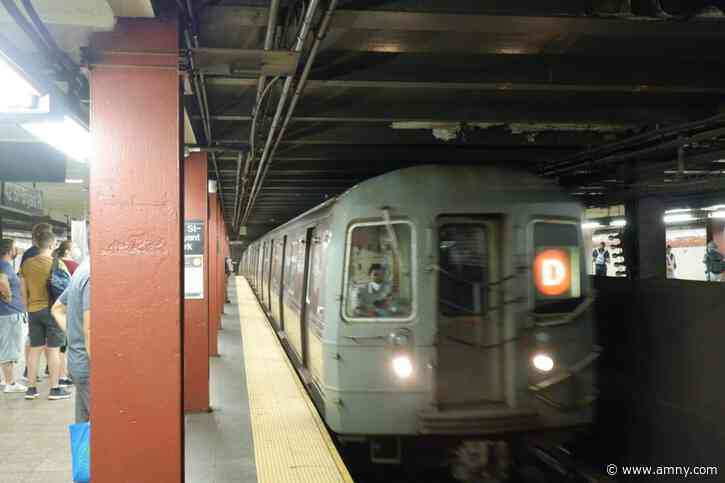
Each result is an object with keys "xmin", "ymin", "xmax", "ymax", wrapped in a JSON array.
[
  {"xmin": 592, "ymin": 242, "xmax": 610, "ymax": 277},
  {"xmin": 665, "ymin": 245, "xmax": 677, "ymax": 279}
]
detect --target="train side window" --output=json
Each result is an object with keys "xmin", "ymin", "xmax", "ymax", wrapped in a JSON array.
[
  {"xmin": 344, "ymin": 221, "xmax": 414, "ymax": 320},
  {"xmin": 532, "ymin": 221, "xmax": 582, "ymax": 313}
]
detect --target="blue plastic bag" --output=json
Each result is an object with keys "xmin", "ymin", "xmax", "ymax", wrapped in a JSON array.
[{"xmin": 69, "ymin": 422, "xmax": 91, "ymax": 482}]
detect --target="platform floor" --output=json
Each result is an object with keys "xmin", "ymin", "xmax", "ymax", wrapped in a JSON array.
[
  {"xmin": 234, "ymin": 277, "xmax": 352, "ymax": 483},
  {"xmin": 0, "ymin": 351, "xmax": 75, "ymax": 482},
  {"xmin": 185, "ymin": 284, "xmax": 257, "ymax": 483}
]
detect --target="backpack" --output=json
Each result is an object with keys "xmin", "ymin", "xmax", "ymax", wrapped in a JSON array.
[{"xmin": 48, "ymin": 257, "xmax": 71, "ymax": 306}]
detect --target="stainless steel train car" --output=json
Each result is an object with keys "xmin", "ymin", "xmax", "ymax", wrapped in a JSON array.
[{"xmin": 240, "ymin": 165, "xmax": 598, "ymax": 462}]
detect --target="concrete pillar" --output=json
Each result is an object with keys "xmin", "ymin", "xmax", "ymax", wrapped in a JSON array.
[
  {"xmin": 89, "ymin": 18, "xmax": 183, "ymax": 481},
  {"xmin": 627, "ymin": 196, "xmax": 666, "ymax": 280},
  {"xmin": 184, "ymin": 153, "xmax": 210, "ymax": 412},
  {"xmin": 208, "ymin": 194, "xmax": 220, "ymax": 357}
]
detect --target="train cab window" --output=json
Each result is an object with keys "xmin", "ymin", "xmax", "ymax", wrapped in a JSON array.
[
  {"xmin": 344, "ymin": 221, "xmax": 414, "ymax": 320},
  {"xmin": 438, "ymin": 225, "xmax": 489, "ymax": 316},
  {"xmin": 532, "ymin": 221, "xmax": 582, "ymax": 313}
]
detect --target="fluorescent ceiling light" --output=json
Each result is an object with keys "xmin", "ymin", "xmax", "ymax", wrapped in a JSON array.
[
  {"xmin": 702, "ymin": 204, "xmax": 725, "ymax": 211},
  {"xmin": 21, "ymin": 116, "xmax": 90, "ymax": 162},
  {"xmin": 610, "ymin": 219, "xmax": 627, "ymax": 227},
  {"xmin": 0, "ymin": 55, "xmax": 46, "ymax": 113},
  {"xmin": 581, "ymin": 221, "xmax": 601, "ymax": 229},
  {"xmin": 65, "ymin": 178, "xmax": 84, "ymax": 184},
  {"xmin": 709, "ymin": 211, "xmax": 725, "ymax": 219},
  {"xmin": 663, "ymin": 213, "xmax": 694, "ymax": 224},
  {"xmin": 664, "ymin": 208, "xmax": 692, "ymax": 214}
]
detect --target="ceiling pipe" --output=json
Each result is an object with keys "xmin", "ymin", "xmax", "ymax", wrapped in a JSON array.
[
  {"xmin": 551, "ymin": 126, "xmax": 725, "ymax": 178},
  {"xmin": 543, "ymin": 112, "xmax": 725, "ymax": 176},
  {"xmin": 180, "ymin": 1, "xmax": 227, "ymax": 213},
  {"xmin": 241, "ymin": 0, "xmax": 341, "ymax": 225},
  {"xmin": 257, "ymin": 0, "xmax": 280, "ymax": 104},
  {"xmin": 232, "ymin": 151, "xmax": 243, "ymax": 228},
  {"xmin": 244, "ymin": 0, "xmax": 340, "ymax": 225},
  {"xmin": 237, "ymin": 0, "xmax": 322, "ymax": 227},
  {"xmin": 234, "ymin": 75, "xmax": 281, "ymax": 226},
  {"xmin": 233, "ymin": 0, "xmax": 281, "ymax": 229}
]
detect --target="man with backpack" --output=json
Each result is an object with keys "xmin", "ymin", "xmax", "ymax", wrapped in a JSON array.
[
  {"xmin": 20, "ymin": 230, "xmax": 71, "ymax": 400},
  {"xmin": 704, "ymin": 240, "xmax": 725, "ymax": 282}
]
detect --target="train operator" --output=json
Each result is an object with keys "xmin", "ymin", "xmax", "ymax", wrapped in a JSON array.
[{"xmin": 353, "ymin": 263, "xmax": 393, "ymax": 317}]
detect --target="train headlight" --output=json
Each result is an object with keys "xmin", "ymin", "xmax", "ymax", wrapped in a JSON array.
[
  {"xmin": 532, "ymin": 353, "xmax": 555, "ymax": 372},
  {"xmin": 392, "ymin": 355, "xmax": 413, "ymax": 379}
]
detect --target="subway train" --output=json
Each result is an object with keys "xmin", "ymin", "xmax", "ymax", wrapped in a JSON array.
[{"xmin": 240, "ymin": 165, "xmax": 598, "ymax": 463}]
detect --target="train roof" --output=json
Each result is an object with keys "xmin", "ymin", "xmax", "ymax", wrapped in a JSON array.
[{"xmin": 251, "ymin": 164, "xmax": 575, "ymax": 244}]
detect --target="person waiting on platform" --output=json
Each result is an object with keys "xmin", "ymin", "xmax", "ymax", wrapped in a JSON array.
[
  {"xmin": 52, "ymin": 259, "xmax": 91, "ymax": 422},
  {"xmin": 21, "ymin": 230, "xmax": 71, "ymax": 401},
  {"xmin": 19, "ymin": 222, "xmax": 53, "ymax": 382},
  {"xmin": 20, "ymin": 222, "xmax": 53, "ymax": 266},
  {"xmin": 353, "ymin": 264, "xmax": 393, "ymax": 317},
  {"xmin": 665, "ymin": 244, "xmax": 677, "ymax": 279},
  {"xmin": 703, "ymin": 240, "xmax": 725, "ymax": 282},
  {"xmin": 54, "ymin": 240, "xmax": 79, "ymax": 276},
  {"xmin": 592, "ymin": 242, "xmax": 610, "ymax": 277},
  {"xmin": 224, "ymin": 256, "xmax": 234, "ymax": 303},
  {"xmin": 0, "ymin": 239, "xmax": 28, "ymax": 394},
  {"xmin": 52, "ymin": 240, "xmax": 77, "ymax": 387}
]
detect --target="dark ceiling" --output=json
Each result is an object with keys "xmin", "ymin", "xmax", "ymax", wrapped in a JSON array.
[{"xmin": 179, "ymin": 0, "xmax": 725, "ymax": 241}]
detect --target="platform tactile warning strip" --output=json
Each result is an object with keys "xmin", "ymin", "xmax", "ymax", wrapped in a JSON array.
[{"xmin": 236, "ymin": 278, "xmax": 354, "ymax": 483}]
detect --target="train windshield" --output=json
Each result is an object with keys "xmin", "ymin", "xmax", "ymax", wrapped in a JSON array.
[
  {"xmin": 533, "ymin": 221, "xmax": 582, "ymax": 313},
  {"xmin": 345, "ymin": 221, "xmax": 414, "ymax": 320}
]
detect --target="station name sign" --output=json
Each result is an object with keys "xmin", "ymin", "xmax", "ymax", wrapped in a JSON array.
[
  {"xmin": 184, "ymin": 220, "xmax": 205, "ymax": 299},
  {"xmin": 0, "ymin": 182, "xmax": 44, "ymax": 216}
]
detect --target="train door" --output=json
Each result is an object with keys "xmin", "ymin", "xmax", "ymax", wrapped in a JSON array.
[
  {"xmin": 266, "ymin": 239, "xmax": 274, "ymax": 310},
  {"xmin": 300, "ymin": 227, "xmax": 319, "ymax": 367},
  {"xmin": 304, "ymin": 226, "xmax": 325, "ymax": 385},
  {"xmin": 435, "ymin": 217, "xmax": 504, "ymax": 408},
  {"xmin": 282, "ymin": 232, "xmax": 305, "ymax": 361},
  {"xmin": 270, "ymin": 237, "xmax": 285, "ymax": 329},
  {"xmin": 257, "ymin": 244, "xmax": 264, "ymax": 292}
]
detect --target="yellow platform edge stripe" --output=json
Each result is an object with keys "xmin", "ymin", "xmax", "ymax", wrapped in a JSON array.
[{"xmin": 235, "ymin": 277, "xmax": 355, "ymax": 483}]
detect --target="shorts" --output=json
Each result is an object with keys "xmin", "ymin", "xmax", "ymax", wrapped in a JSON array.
[
  {"xmin": 28, "ymin": 309, "xmax": 65, "ymax": 348},
  {"xmin": 0, "ymin": 313, "xmax": 23, "ymax": 363}
]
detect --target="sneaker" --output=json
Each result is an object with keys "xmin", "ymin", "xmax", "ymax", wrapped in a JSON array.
[
  {"xmin": 4, "ymin": 382, "xmax": 28, "ymax": 394},
  {"xmin": 48, "ymin": 387, "xmax": 72, "ymax": 400},
  {"xmin": 59, "ymin": 378, "xmax": 73, "ymax": 387},
  {"xmin": 25, "ymin": 386, "xmax": 39, "ymax": 400}
]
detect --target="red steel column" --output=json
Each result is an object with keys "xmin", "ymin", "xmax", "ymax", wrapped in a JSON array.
[
  {"xmin": 184, "ymin": 153, "xmax": 210, "ymax": 412},
  {"xmin": 89, "ymin": 18, "xmax": 182, "ymax": 481},
  {"xmin": 208, "ymin": 194, "xmax": 220, "ymax": 357}
]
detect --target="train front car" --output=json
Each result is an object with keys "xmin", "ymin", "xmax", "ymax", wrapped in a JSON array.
[{"xmin": 322, "ymin": 165, "xmax": 597, "ymax": 462}]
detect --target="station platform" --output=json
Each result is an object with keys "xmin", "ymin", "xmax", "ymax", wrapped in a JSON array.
[
  {"xmin": 0, "ymin": 360, "xmax": 75, "ymax": 482},
  {"xmin": 186, "ymin": 276, "xmax": 353, "ymax": 483},
  {"xmin": 2, "ymin": 278, "xmax": 351, "ymax": 483}
]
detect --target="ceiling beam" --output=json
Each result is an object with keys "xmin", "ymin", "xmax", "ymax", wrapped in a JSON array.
[
  {"xmin": 211, "ymin": 123, "xmax": 618, "ymax": 147},
  {"xmin": 202, "ymin": 98, "xmax": 709, "ymax": 126},
  {"xmin": 191, "ymin": 48, "xmax": 299, "ymax": 76},
  {"xmin": 200, "ymin": 6, "xmax": 725, "ymax": 37},
  {"xmin": 205, "ymin": 77, "xmax": 725, "ymax": 95}
]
